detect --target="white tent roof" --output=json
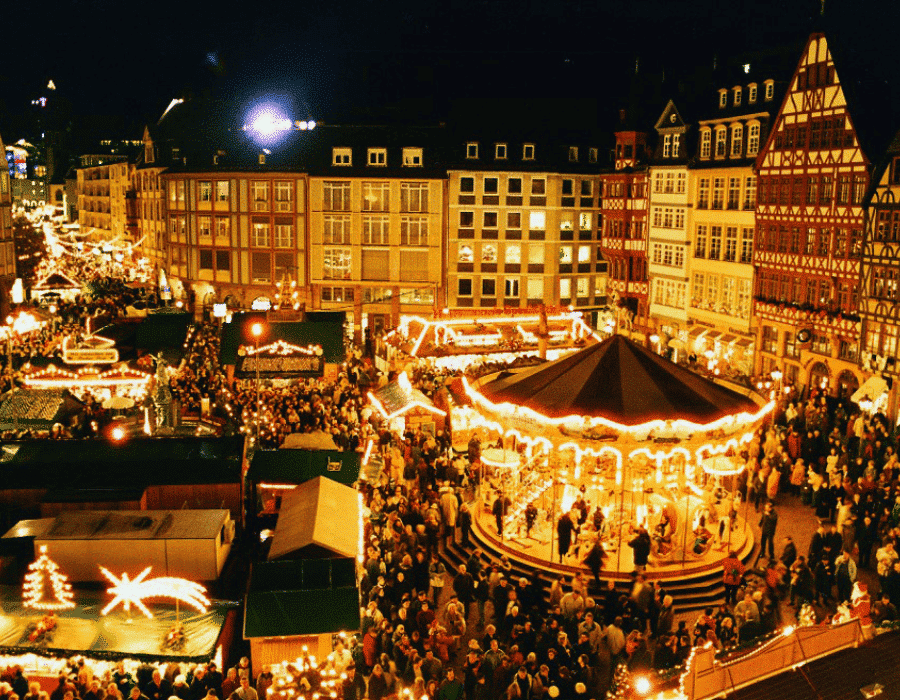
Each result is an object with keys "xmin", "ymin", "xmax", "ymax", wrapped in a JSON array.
[{"xmin": 851, "ymin": 375, "xmax": 889, "ymax": 404}]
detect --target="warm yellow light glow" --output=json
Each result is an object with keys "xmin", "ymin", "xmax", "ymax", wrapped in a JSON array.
[
  {"xmin": 99, "ymin": 566, "xmax": 210, "ymax": 618},
  {"xmin": 251, "ymin": 322, "xmax": 265, "ymax": 339},
  {"xmin": 23, "ymin": 545, "xmax": 76, "ymax": 610}
]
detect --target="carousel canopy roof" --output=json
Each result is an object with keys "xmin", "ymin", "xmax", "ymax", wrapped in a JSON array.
[{"xmin": 477, "ymin": 334, "xmax": 759, "ymax": 425}]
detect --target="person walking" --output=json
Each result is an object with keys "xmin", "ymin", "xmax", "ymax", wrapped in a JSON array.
[
  {"xmin": 722, "ymin": 551, "xmax": 745, "ymax": 606},
  {"xmin": 756, "ymin": 502, "xmax": 778, "ymax": 565}
]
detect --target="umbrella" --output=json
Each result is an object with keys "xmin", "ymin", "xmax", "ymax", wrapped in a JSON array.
[{"xmin": 102, "ymin": 395, "xmax": 135, "ymax": 410}]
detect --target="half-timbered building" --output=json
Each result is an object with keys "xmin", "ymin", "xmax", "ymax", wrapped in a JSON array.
[
  {"xmin": 754, "ymin": 32, "xmax": 868, "ymax": 397},
  {"xmin": 600, "ymin": 116, "xmax": 650, "ymax": 337}
]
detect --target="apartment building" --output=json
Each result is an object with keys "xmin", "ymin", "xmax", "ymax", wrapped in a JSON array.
[{"xmin": 77, "ymin": 155, "xmax": 133, "ymax": 242}]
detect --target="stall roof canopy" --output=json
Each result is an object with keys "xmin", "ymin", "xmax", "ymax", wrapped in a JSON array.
[
  {"xmin": 248, "ymin": 449, "xmax": 360, "ymax": 487},
  {"xmin": 0, "ymin": 389, "xmax": 84, "ymax": 430},
  {"xmin": 3, "ymin": 509, "xmax": 230, "ymax": 541},
  {"xmin": 220, "ymin": 316, "xmax": 345, "ymax": 365},
  {"xmin": 33, "ymin": 272, "xmax": 80, "ymax": 290},
  {"xmin": 370, "ymin": 378, "xmax": 440, "ymax": 418},
  {"xmin": 0, "ymin": 436, "xmax": 244, "ymax": 490},
  {"xmin": 267, "ymin": 477, "xmax": 359, "ymax": 561},
  {"xmin": 478, "ymin": 334, "xmax": 760, "ymax": 425}
]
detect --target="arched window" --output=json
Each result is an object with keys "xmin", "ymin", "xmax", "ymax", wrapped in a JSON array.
[{"xmin": 730, "ymin": 124, "xmax": 744, "ymax": 157}]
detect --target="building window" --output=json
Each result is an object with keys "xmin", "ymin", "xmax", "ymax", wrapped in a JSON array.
[
  {"xmin": 527, "ymin": 277, "xmax": 543, "ymax": 299},
  {"xmin": 323, "ymin": 248, "xmax": 351, "ymax": 280},
  {"xmin": 458, "ymin": 244, "xmax": 474, "ymax": 263},
  {"xmin": 588, "ymin": 148, "xmax": 598, "ymax": 163},
  {"xmin": 724, "ymin": 226, "xmax": 738, "ymax": 261},
  {"xmin": 252, "ymin": 221, "xmax": 270, "ymax": 247},
  {"xmin": 709, "ymin": 226, "xmax": 723, "ymax": 260},
  {"xmin": 663, "ymin": 134, "xmax": 671, "ymax": 158},
  {"xmin": 484, "ymin": 211, "xmax": 499, "ymax": 229},
  {"xmin": 401, "ymin": 216, "xmax": 428, "ymax": 246},
  {"xmin": 712, "ymin": 177, "xmax": 725, "ymax": 209},
  {"xmin": 482, "ymin": 244, "xmax": 497, "ymax": 263},
  {"xmin": 216, "ymin": 217, "xmax": 230, "ymax": 239},
  {"xmin": 531, "ymin": 178, "xmax": 545, "ymax": 195},
  {"xmin": 459, "ymin": 211, "xmax": 474, "ymax": 228},
  {"xmin": 695, "ymin": 225, "xmax": 708, "ymax": 258},
  {"xmin": 727, "ymin": 178, "xmax": 741, "ymax": 209},
  {"xmin": 484, "ymin": 177, "xmax": 499, "ymax": 195},
  {"xmin": 198, "ymin": 181, "xmax": 212, "ymax": 202},
  {"xmin": 733, "ymin": 87, "xmax": 742, "ymax": 106},
  {"xmin": 458, "ymin": 278, "xmax": 473, "ymax": 296},
  {"xmin": 715, "ymin": 128, "xmax": 727, "ymax": 158},
  {"xmin": 719, "ymin": 90, "xmax": 728, "ymax": 108},
  {"xmin": 504, "ymin": 277, "xmax": 520, "ymax": 297},
  {"xmin": 523, "ymin": 144, "xmax": 535, "ymax": 160},
  {"xmin": 508, "ymin": 177, "xmax": 522, "ymax": 195},
  {"xmin": 333, "ymin": 148, "xmax": 352, "ymax": 166},
  {"xmin": 764, "ymin": 81, "xmax": 774, "ymax": 100},
  {"xmin": 730, "ymin": 125, "xmax": 743, "ymax": 157},
  {"xmin": 216, "ymin": 250, "xmax": 230, "ymax": 271},
  {"xmin": 747, "ymin": 123, "xmax": 760, "ymax": 156},
  {"xmin": 495, "ymin": 143, "xmax": 507, "ymax": 159},
  {"xmin": 529, "ymin": 211, "xmax": 546, "ymax": 230},
  {"xmin": 743, "ymin": 176, "xmax": 756, "ymax": 210},
  {"xmin": 579, "ymin": 212, "xmax": 592, "ymax": 230},
  {"xmin": 568, "ymin": 146, "xmax": 579, "ymax": 162},
  {"xmin": 401, "ymin": 182, "xmax": 428, "ymax": 212},
  {"xmin": 402, "ymin": 147, "xmax": 422, "ymax": 166},
  {"xmin": 361, "ymin": 249, "xmax": 389, "ymax": 281},
  {"xmin": 672, "ymin": 133, "xmax": 681, "ymax": 158},
  {"xmin": 363, "ymin": 215, "xmax": 389, "ymax": 245},
  {"xmin": 198, "ymin": 216, "xmax": 212, "ymax": 238},
  {"xmin": 199, "ymin": 249, "xmax": 213, "ymax": 270},
  {"xmin": 748, "ymin": 84, "xmax": 758, "ymax": 103},
  {"xmin": 323, "ymin": 181, "xmax": 351, "ymax": 211},
  {"xmin": 367, "ymin": 148, "xmax": 387, "ymax": 166},
  {"xmin": 460, "ymin": 177, "xmax": 475, "ymax": 193},
  {"xmin": 697, "ymin": 178, "xmax": 709, "ymax": 208},
  {"xmin": 559, "ymin": 246, "xmax": 573, "ymax": 264},
  {"xmin": 216, "ymin": 180, "xmax": 229, "ymax": 201},
  {"xmin": 363, "ymin": 182, "xmax": 390, "ymax": 211},
  {"xmin": 700, "ymin": 130, "xmax": 711, "ymax": 159},
  {"xmin": 528, "ymin": 244, "xmax": 544, "ymax": 264},
  {"xmin": 740, "ymin": 228, "xmax": 753, "ymax": 263},
  {"xmin": 324, "ymin": 215, "xmax": 350, "ymax": 244},
  {"xmin": 580, "ymin": 180, "xmax": 592, "ymax": 197},
  {"xmin": 252, "ymin": 181, "xmax": 269, "ymax": 211},
  {"xmin": 252, "ymin": 252, "xmax": 271, "ymax": 283},
  {"xmin": 507, "ymin": 212, "xmax": 521, "ymax": 230},
  {"xmin": 560, "ymin": 279, "xmax": 572, "ymax": 299},
  {"xmin": 274, "ymin": 223, "xmax": 293, "ymax": 248},
  {"xmin": 466, "ymin": 143, "xmax": 479, "ymax": 159},
  {"xmin": 505, "ymin": 243, "xmax": 521, "ymax": 264},
  {"xmin": 275, "ymin": 181, "xmax": 293, "ymax": 211}
]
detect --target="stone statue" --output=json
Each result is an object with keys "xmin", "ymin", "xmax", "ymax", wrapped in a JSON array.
[{"xmin": 150, "ymin": 353, "xmax": 173, "ymax": 433}]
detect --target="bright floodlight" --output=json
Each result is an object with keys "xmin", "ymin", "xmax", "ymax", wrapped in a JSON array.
[
  {"xmin": 251, "ymin": 322, "xmax": 264, "ymax": 339},
  {"xmin": 634, "ymin": 676, "xmax": 651, "ymax": 695},
  {"xmin": 111, "ymin": 426, "xmax": 126, "ymax": 442},
  {"xmin": 244, "ymin": 101, "xmax": 293, "ymax": 147}
]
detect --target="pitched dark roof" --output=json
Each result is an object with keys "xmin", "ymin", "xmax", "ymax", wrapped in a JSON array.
[
  {"xmin": 248, "ymin": 449, "xmax": 360, "ymax": 487},
  {"xmin": 477, "ymin": 335, "xmax": 760, "ymax": 425},
  {"xmin": 0, "ymin": 389, "xmax": 83, "ymax": 429},
  {"xmin": 249, "ymin": 557, "xmax": 357, "ymax": 592}
]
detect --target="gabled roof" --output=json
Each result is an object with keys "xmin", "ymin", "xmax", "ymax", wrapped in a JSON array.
[
  {"xmin": 477, "ymin": 335, "xmax": 759, "ymax": 425},
  {"xmin": 248, "ymin": 449, "xmax": 360, "ymax": 487},
  {"xmin": 33, "ymin": 272, "xmax": 80, "ymax": 290},
  {"xmin": 267, "ymin": 476, "xmax": 359, "ymax": 561},
  {"xmin": 0, "ymin": 389, "xmax": 83, "ymax": 429}
]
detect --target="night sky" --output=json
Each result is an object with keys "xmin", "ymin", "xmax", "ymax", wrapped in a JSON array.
[{"xmin": 0, "ymin": 0, "xmax": 891, "ymax": 144}]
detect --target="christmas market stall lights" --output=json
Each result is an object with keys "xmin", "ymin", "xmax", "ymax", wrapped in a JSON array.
[
  {"xmin": 452, "ymin": 334, "xmax": 771, "ymax": 575},
  {"xmin": 21, "ymin": 364, "xmax": 153, "ymax": 402}
]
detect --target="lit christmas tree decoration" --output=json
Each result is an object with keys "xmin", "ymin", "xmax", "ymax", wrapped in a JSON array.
[{"xmin": 23, "ymin": 545, "xmax": 76, "ymax": 611}]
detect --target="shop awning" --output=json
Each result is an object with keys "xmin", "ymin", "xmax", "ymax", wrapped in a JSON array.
[
  {"xmin": 688, "ymin": 325, "xmax": 711, "ymax": 339},
  {"xmin": 704, "ymin": 330, "xmax": 723, "ymax": 341},
  {"xmin": 720, "ymin": 334, "xmax": 737, "ymax": 345},
  {"xmin": 851, "ymin": 375, "xmax": 889, "ymax": 404},
  {"xmin": 735, "ymin": 337, "xmax": 754, "ymax": 349}
]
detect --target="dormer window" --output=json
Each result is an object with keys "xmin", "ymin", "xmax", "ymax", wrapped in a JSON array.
[
  {"xmin": 466, "ymin": 142, "xmax": 479, "ymax": 159},
  {"xmin": 715, "ymin": 128, "xmax": 727, "ymax": 158},
  {"xmin": 764, "ymin": 80, "xmax": 775, "ymax": 101},
  {"xmin": 733, "ymin": 87, "xmax": 742, "ymax": 106},
  {"xmin": 663, "ymin": 134, "xmax": 672, "ymax": 158},
  {"xmin": 568, "ymin": 146, "xmax": 579, "ymax": 162},
  {"xmin": 495, "ymin": 143, "xmax": 507, "ymax": 160},
  {"xmin": 333, "ymin": 147, "xmax": 352, "ymax": 166},
  {"xmin": 523, "ymin": 143, "xmax": 535, "ymax": 160},
  {"xmin": 144, "ymin": 144, "xmax": 155, "ymax": 164},
  {"xmin": 718, "ymin": 90, "xmax": 728, "ymax": 108},
  {"xmin": 700, "ymin": 129, "xmax": 711, "ymax": 159},
  {"xmin": 402, "ymin": 147, "xmax": 423, "ymax": 166},
  {"xmin": 672, "ymin": 133, "xmax": 681, "ymax": 158},
  {"xmin": 367, "ymin": 148, "xmax": 387, "ymax": 166},
  {"xmin": 730, "ymin": 124, "xmax": 743, "ymax": 157},
  {"xmin": 588, "ymin": 147, "xmax": 598, "ymax": 163},
  {"xmin": 748, "ymin": 83, "xmax": 758, "ymax": 103}
]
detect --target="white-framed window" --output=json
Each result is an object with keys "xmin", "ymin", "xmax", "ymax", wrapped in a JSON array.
[
  {"xmin": 568, "ymin": 146, "xmax": 579, "ymax": 162},
  {"xmin": 401, "ymin": 216, "xmax": 428, "ymax": 246},
  {"xmin": 458, "ymin": 244, "xmax": 474, "ymax": 263},
  {"xmin": 216, "ymin": 180, "xmax": 229, "ymax": 201},
  {"xmin": 481, "ymin": 244, "xmax": 497, "ymax": 263},
  {"xmin": 367, "ymin": 148, "xmax": 387, "ymax": 166},
  {"xmin": 559, "ymin": 246, "xmax": 573, "ymax": 264},
  {"xmin": 528, "ymin": 243, "xmax": 545, "ymax": 264},
  {"xmin": 274, "ymin": 223, "xmax": 293, "ymax": 248},
  {"xmin": 719, "ymin": 89, "xmax": 728, "ymax": 108},
  {"xmin": 724, "ymin": 226, "xmax": 739, "ymax": 261},
  {"xmin": 672, "ymin": 133, "xmax": 681, "ymax": 157},
  {"xmin": 507, "ymin": 177, "xmax": 522, "ymax": 195},
  {"xmin": 531, "ymin": 178, "xmax": 545, "ymax": 195},
  {"xmin": 747, "ymin": 123, "xmax": 761, "ymax": 156},
  {"xmin": 764, "ymin": 80, "xmax": 774, "ymax": 100},
  {"xmin": 695, "ymin": 224, "xmax": 708, "ymax": 258},
  {"xmin": 529, "ymin": 211, "xmax": 546, "ymax": 230},
  {"xmin": 402, "ymin": 147, "xmax": 423, "ymax": 166},
  {"xmin": 363, "ymin": 182, "xmax": 389, "ymax": 211},
  {"xmin": 198, "ymin": 181, "xmax": 212, "ymax": 202},
  {"xmin": 484, "ymin": 177, "xmax": 499, "ymax": 194},
  {"xmin": 252, "ymin": 252, "xmax": 271, "ymax": 282},
  {"xmin": 333, "ymin": 147, "xmax": 352, "ymax": 166},
  {"xmin": 676, "ymin": 172, "xmax": 686, "ymax": 194},
  {"xmin": 363, "ymin": 215, "xmax": 389, "ymax": 245},
  {"xmin": 323, "ymin": 248, "xmax": 351, "ymax": 280},
  {"xmin": 663, "ymin": 134, "xmax": 672, "ymax": 158},
  {"xmin": 730, "ymin": 124, "xmax": 743, "ymax": 157},
  {"xmin": 577, "ymin": 245, "xmax": 591, "ymax": 263},
  {"xmin": 579, "ymin": 212, "xmax": 592, "ymax": 230},
  {"xmin": 458, "ymin": 278, "xmax": 473, "ymax": 297},
  {"xmin": 459, "ymin": 177, "xmax": 475, "ymax": 193},
  {"xmin": 484, "ymin": 211, "xmax": 499, "ymax": 229},
  {"xmin": 523, "ymin": 144, "xmax": 535, "ymax": 160},
  {"xmin": 588, "ymin": 148, "xmax": 598, "ymax": 163},
  {"xmin": 324, "ymin": 215, "xmax": 350, "ymax": 244},
  {"xmin": 459, "ymin": 211, "xmax": 474, "ymax": 228},
  {"xmin": 505, "ymin": 243, "xmax": 521, "ymax": 264},
  {"xmin": 507, "ymin": 212, "xmax": 521, "ymax": 230},
  {"xmin": 275, "ymin": 181, "xmax": 293, "ymax": 211},
  {"xmin": 504, "ymin": 277, "xmax": 520, "ymax": 297},
  {"xmin": 252, "ymin": 181, "xmax": 269, "ymax": 211},
  {"xmin": 495, "ymin": 143, "xmax": 507, "ymax": 159},
  {"xmin": 252, "ymin": 221, "xmax": 270, "ymax": 247},
  {"xmin": 700, "ymin": 129, "xmax": 711, "ymax": 159},
  {"xmin": 527, "ymin": 276, "xmax": 543, "ymax": 299},
  {"xmin": 748, "ymin": 83, "xmax": 758, "ymax": 103},
  {"xmin": 733, "ymin": 86, "xmax": 742, "ymax": 106},
  {"xmin": 481, "ymin": 278, "xmax": 496, "ymax": 297},
  {"xmin": 323, "ymin": 181, "xmax": 350, "ymax": 211},
  {"xmin": 576, "ymin": 277, "xmax": 589, "ymax": 298},
  {"xmin": 400, "ymin": 182, "xmax": 428, "ymax": 212},
  {"xmin": 466, "ymin": 142, "xmax": 479, "ymax": 159},
  {"xmin": 653, "ymin": 172, "xmax": 664, "ymax": 193},
  {"xmin": 715, "ymin": 128, "xmax": 727, "ymax": 157},
  {"xmin": 198, "ymin": 215, "xmax": 212, "ymax": 238},
  {"xmin": 560, "ymin": 279, "xmax": 572, "ymax": 299},
  {"xmin": 744, "ymin": 177, "xmax": 757, "ymax": 210}
]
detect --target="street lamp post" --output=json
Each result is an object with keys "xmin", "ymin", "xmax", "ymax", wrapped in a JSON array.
[{"xmin": 251, "ymin": 322, "xmax": 264, "ymax": 445}]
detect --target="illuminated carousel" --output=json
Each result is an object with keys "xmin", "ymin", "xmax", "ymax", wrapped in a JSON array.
[{"xmin": 454, "ymin": 335, "xmax": 772, "ymax": 579}]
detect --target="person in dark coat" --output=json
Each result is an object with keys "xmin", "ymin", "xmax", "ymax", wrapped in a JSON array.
[
  {"xmin": 584, "ymin": 541, "xmax": 607, "ymax": 585},
  {"xmin": 557, "ymin": 512, "xmax": 576, "ymax": 563},
  {"xmin": 452, "ymin": 564, "xmax": 475, "ymax": 619},
  {"xmin": 492, "ymin": 494, "xmax": 510, "ymax": 536},
  {"xmin": 628, "ymin": 527, "xmax": 651, "ymax": 570}
]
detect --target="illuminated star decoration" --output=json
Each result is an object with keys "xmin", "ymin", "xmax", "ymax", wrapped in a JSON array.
[{"xmin": 99, "ymin": 566, "xmax": 210, "ymax": 619}]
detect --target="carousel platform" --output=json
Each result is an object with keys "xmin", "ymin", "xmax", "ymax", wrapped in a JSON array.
[{"xmin": 444, "ymin": 504, "xmax": 756, "ymax": 612}]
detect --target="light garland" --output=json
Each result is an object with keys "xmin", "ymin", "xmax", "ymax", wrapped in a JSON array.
[
  {"xmin": 23, "ymin": 545, "xmax": 76, "ymax": 611},
  {"xmin": 99, "ymin": 566, "xmax": 210, "ymax": 619},
  {"xmin": 242, "ymin": 340, "xmax": 323, "ymax": 357},
  {"xmin": 367, "ymin": 372, "xmax": 447, "ymax": 421}
]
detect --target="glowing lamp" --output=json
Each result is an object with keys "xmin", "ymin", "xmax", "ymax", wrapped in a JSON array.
[
  {"xmin": 251, "ymin": 322, "xmax": 265, "ymax": 339},
  {"xmin": 111, "ymin": 426, "xmax": 126, "ymax": 442}
]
